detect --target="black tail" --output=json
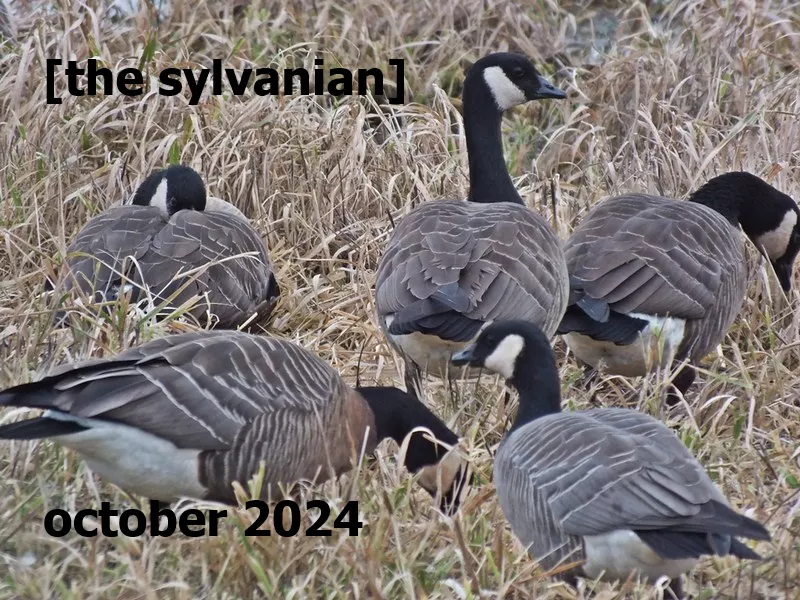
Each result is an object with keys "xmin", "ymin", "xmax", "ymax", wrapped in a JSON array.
[
  {"xmin": 387, "ymin": 283, "xmax": 483, "ymax": 343},
  {"xmin": 266, "ymin": 273, "xmax": 281, "ymax": 303},
  {"xmin": 557, "ymin": 304, "xmax": 648, "ymax": 344},
  {"xmin": 389, "ymin": 311, "xmax": 484, "ymax": 342},
  {"xmin": 0, "ymin": 358, "xmax": 144, "ymax": 410},
  {"xmin": 0, "ymin": 417, "xmax": 88, "ymax": 439},
  {"xmin": 635, "ymin": 500, "xmax": 770, "ymax": 560}
]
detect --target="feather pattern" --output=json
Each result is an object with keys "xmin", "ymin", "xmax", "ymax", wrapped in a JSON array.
[
  {"xmin": 563, "ymin": 194, "xmax": 746, "ymax": 363},
  {"xmin": 0, "ymin": 331, "xmax": 375, "ymax": 503},
  {"xmin": 61, "ymin": 205, "xmax": 278, "ymax": 330},
  {"xmin": 494, "ymin": 407, "xmax": 765, "ymax": 577},
  {"xmin": 376, "ymin": 200, "xmax": 569, "ymax": 371}
]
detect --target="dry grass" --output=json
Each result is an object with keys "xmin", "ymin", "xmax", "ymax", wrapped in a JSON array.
[{"xmin": 1, "ymin": 0, "xmax": 799, "ymax": 598}]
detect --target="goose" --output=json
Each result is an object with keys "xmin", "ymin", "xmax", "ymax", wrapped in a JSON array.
[
  {"xmin": 557, "ymin": 171, "xmax": 800, "ymax": 401},
  {"xmin": 375, "ymin": 52, "xmax": 570, "ymax": 397},
  {"xmin": 0, "ymin": 330, "xmax": 467, "ymax": 513},
  {"xmin": 451, "ymin": 320, "xmax": 771, "ymax": 597},
  {"xmin": 57, "ymin": 165, "xmax": 279, "ymax": 330}
]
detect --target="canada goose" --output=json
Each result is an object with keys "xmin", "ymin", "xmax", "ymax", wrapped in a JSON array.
[
  {"xmin": 557, "ymin": 171, "xmax": 800, "ymax": 401},
  {"xmin": 452, "ymin": 320, "xmax": 770, "ymax": 597},
  {"xmin": 57, "ymin": 165, "xmax": 279, "ymax": 330},
  {"xmin": 0, "ymin": 331, "xmax": 467, "ymax": 513},
  {"xmin": 375, "ymin": 52, "xmax": 570, "ymax": 397}
]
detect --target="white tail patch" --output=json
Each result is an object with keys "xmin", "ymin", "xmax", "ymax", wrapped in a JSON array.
[
  {"xmin": 583, "ymin": 529, "xmax": 698, "ymax": 582},
  {"xmin": 484, "ymin": 333, "xmax": 525, "ymax": 378},
  {"xmin": 564, "ymin": 314, "xmax": 685, "ymax": 376},
  {"xmin": 44, "ymin": 410, "xmax": 207, "ymax": 502},
  {"xmin": 756, "ymin": 210, "xmax": 797, "ymax": 261},
  {"xmin": 384, "ymin": 314, "xmax": 475, "ymax": 376},
  {"xmin": 483, "ymin": 66, "xmax": 526, "ymax": 110}
]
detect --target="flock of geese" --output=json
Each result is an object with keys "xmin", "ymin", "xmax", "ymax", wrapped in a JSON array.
[{"xmin": 2, "ymin": 51, "xmax": 799, "ymax": 596}]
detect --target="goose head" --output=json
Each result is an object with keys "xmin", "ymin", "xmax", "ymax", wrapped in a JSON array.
[
  {"xmin": 452, "ymin": 320, "xmax": 563, "ymax": 423},
  {"xmin": 465, "ymin": 52, "xmax": 566, "ymax": 112},
  {"xmin": 690, "ymin": 172, "xmax": 800, "ymax": 292},
  {"xmin": 131, "ymin": 165, "xmax": 207, "ymax": 216}
]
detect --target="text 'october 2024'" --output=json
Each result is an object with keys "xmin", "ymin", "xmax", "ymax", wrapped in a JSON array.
[{"xmin": 42, "ymin": 499, "xmax": 363, "ymax": 538}]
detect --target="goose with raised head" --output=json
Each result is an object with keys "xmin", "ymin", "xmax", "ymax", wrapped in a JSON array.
[
  {"xmin": 57, "ymin": 165, "xmax": 280, "ymax": 330},
  {"xmin": 375, "ymin": 52, "xmax": 570, "ymax": 397},
  {"xmin": 557, "ymin": 171, "xmax": 800, "ymax": 401},
  {"xmin": 452, "ymin": 320, "xmax": 770, "ymax": 597},
  {"xmin": 0, "ymin": 331, "xmax": 467, "ymax": 513}
]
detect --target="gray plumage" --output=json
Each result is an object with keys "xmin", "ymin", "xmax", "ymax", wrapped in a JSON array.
[
  {"xmin": 58, "ymin": 166, "xmax": 279, "ymax": 330},
  {"xmin": 451, "ymin": 320, "xmax": 770, "ymax": 592},
  {"xmin": 558, "ymin": 173, "xmax": 800, "ymax": 397},
  {"xmin": 374, "ymin": 53, "xmax": 569, "ymax": 393},
  {"xmin": 495, "ymin": 408, "xmax": 764, "ymax": 577},
  {"xmin": 0, "ymin": 331, "xmax": 466, "ymax": 509},
  {"xmin": 563, "ymin": 194, "xmax": 745, "ymax": 366},
  {"xmin": 377, "ymin": 200, "xmax": 569, "ymax": 334}
]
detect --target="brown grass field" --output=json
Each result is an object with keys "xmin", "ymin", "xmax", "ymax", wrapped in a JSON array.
[{"xmin": 1, "ymin": 0, "xmax": 799, "ymax": 598}]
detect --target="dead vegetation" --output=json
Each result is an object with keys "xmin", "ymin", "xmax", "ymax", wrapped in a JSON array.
[{"xmin": 1, "ymin": 0, "xmax": 799, "ymax": 598}]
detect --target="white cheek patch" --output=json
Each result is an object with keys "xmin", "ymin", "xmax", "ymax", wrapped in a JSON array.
[
  {"xmin": 484, "ymin": 334, "xmax": 525, "ymax": 378},
  {"xmin": 149, "ymin": 177, "xmax": 170, "ymax": 214},
  {"xmin": 756, "ymin": 211, "xmax": 798, "ymax": 260},
  {"xmin": 482, "ymin": 66, "xmax": 526, "ymax": 110}
]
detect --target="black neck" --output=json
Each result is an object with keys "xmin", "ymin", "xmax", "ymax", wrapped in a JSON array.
[
  {"xmin": 357, "ymin": 386, "xmax": 458, "ymax": 472},
  {"xmin": 508, "ymin": 351, "xmax": 562, "ymax": 430},
  {"xmin": 462, "ymin": 78, "xmax": 524, "ymax": 205},
  {"xmin": 688, "ymin": 186, "xmax": 742, "ymax": 227}
]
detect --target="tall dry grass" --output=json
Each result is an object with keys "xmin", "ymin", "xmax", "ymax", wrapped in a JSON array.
[{"xmin": 1, "ymin": 0, "xmax": 799, "ymax": 598}]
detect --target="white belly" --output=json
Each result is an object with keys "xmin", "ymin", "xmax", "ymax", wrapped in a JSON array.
[
  {"xmin": 564, "ymin": 313, "xmax": 686, "ymax": 377},
  {"xmin": 583, "ymin": 529, "xmax": 698, "ymax": 582},
  {"xmin": 46, "ymin": 411, "xmax": 208, "ymax": 502},
  {"xmin": 383, "ymin": 315, "xmax": 484, "ymax": 377}
]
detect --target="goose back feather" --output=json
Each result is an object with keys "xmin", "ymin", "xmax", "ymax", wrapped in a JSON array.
[
  {"xmin": 60, "ymin": 166, "xmax": 279, "ymax": 330},
  {"xmin": 561, "ymin": 194, "xmax": 746, "ymax": 374}
]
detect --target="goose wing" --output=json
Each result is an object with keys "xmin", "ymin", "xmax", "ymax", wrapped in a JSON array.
[
  {"xmin": 63, "ymin": 205, "xmax": 167, "ymax": 298},
  {"xmin": 564, "ymin": 195, "xmax": 740, "ymax": 319},
  {"xmin": 0, "ymin": 331, "xmax": 340, "ymax": 451},
  {"xmin": 504, "ymin": 409, "xmax": 756, "ymax": 538},
  {"xmin": 376, "ymin": 200, "xmax": 569, "ymax": 340},
  {"xmin": 129, "ymin": 211, "xmax": 277, "ymax": 328}
]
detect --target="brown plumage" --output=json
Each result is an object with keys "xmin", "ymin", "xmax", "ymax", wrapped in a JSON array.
[
  {"xmin": 57, "ymin": 165, "xmax": 279, "ymax": 330},
  {"xmin": 558, "ymin": 172, "xmax": 800, "ymax": 399},
  {"xmin": 0, "ymin": 331, "xmax": 467, "ymax": 512}
]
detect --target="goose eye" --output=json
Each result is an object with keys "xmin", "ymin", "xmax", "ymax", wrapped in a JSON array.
[{"xmin": 511, "ymin": 67, "xmax": 524, "ymax": 79}]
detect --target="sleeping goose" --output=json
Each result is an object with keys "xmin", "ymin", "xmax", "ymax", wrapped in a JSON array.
[
  {"xmin": 58, "ymin": 165, "xmax": 279, "ymax": 330},
  {"xmin": 452, "ymin": 320, "xmax": 771, "ymax": 597},
  {"xmin": 557, "ymin": 171, "xmax": 800, "ymax": 401},
  {"xmin": 0, "ymin": 331, "xmax": 467, "ymax": 513},
  {"xmin": 375, "ymin": 52, "xmax": 569, "ymax": 397}
]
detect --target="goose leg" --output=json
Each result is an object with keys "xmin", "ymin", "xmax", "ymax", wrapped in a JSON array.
[
  {"xmin": 580, "ymin": 363, "xmax": 598, "ymax": 389},
  {"xmin": 404, "ymin": 360, "xmax": 424, "ymax": 399},
  {"xmin": 666, "ymin": 364, "xmax": 696, "ymax": 407},
  {"xmin": 667, "ymin": 576, "xmax": 684, "ymax": 599}
]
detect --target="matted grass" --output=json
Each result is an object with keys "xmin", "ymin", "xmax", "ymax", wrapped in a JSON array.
[{"xmin": 1, "ymin": 0, "xmax": 799, "ymax": 598}]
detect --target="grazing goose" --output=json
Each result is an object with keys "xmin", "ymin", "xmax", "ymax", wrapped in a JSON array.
[
  {"xmin": 375, "ymin": 52, "xmax": 569, "ymax": 397},
  {"xmin": 557, "ymin": 172, "xmax": 800, "ymax": 401},
  {"xmin": 452, "ymin": 320, "xmax": 771, "ymax": 597},
  {"xmin": 58, "ymin": 165, "xmax": 279, "ymax": 330},
  {"xmin": 0, "ymin": 331, "xmax": 467, "ymax": 513}
]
